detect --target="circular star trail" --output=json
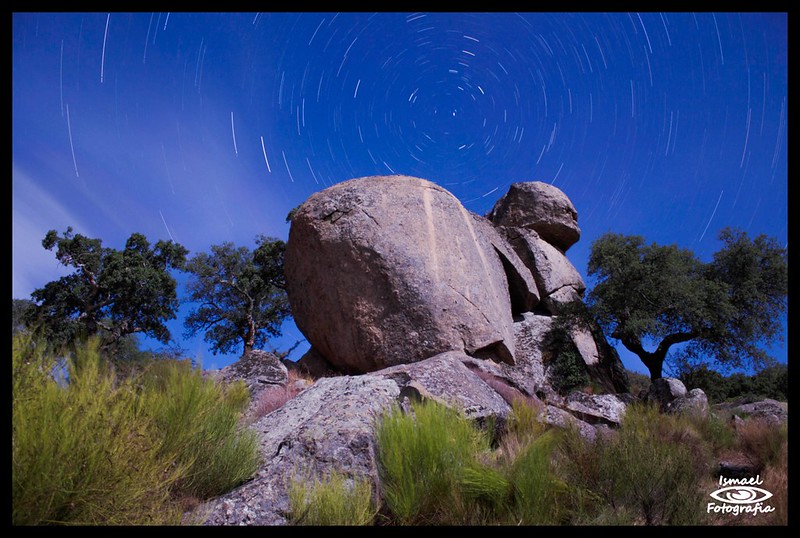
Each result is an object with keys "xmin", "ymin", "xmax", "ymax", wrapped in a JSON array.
[{"xmin": 13, "ymin": 12, "xmax": 788, "ymax": 369}]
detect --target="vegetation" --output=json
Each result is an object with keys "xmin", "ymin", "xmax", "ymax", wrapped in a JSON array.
[
  {"xmin": 375, "ymin": 399, "xmax": 489, "ymax": 524},
  {"xmin": 12, "ymin": 334, "xmax": 259, "ymax": 525},
  {"xmin": 291, "ymin": 398, "xmax": 787, "ymax": 526},
  {"xmin": 557, "ymin": 403, "xmax": 709, "ymax": 525},
  {"xmin": 250, "ymin": 368, "xmax": 314, "ymax": 423},
  {"xmin": 677, "ymin": 362, "xmax": 788, "ymax": 403},
  {"xmin": 544, "ymin": 310, "xmax": 591, "ymax": 395},
  {"xmin": 182, "ymin": 236, "xmax": 290, "ymax": 356},
  {"xmin": 586, "ymin": 227, "xmax": 787, "ymax": 380},
  {"xmin": 288, "ymin": 470, "xmax": 376, "ymax": 525},
  {"xmin": 23, "ymin": 227, "xmax": 188, "ymax": 355}
]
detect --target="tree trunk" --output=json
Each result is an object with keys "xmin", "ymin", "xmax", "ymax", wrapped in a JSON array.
[
  {"xmin": 645, "ymin": 358, "xmax": 664, "ymax": 381},
  {"xmin": 618, "ymin": 335, "xmax": 666, "ymax": 381},
  {"xmin": 243, "ymin": 316, "xmax": 256, "ymax": 355}
]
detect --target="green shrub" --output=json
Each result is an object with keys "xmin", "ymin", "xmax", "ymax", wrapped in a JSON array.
[
  {"xmin": 544, "ymin": 319, "xmax": 590, "ymax": 395},
  {"xmin": 135, "ymin": 358, "xmax": 260, "ymax": 499},
  {"xmin": 375, "ymin": 400, "xmax": 490, "ymax": 525},
  {"xmin": 12, "ymin": 334, "xmax": 260, "ymax": 525},
  {"xmin": 12, "ymin": 335, "xmax": 186, "ymax": 525},
  {"xmin": 288, "ymin": 470, "xmax": 376, "ymax": 525},
  {"xmin": 494, "ymin": 397, "xmax": 547, "ymax": 467},
  {"xmin": 375, "ymin": 398, "xmax": 568, "ymax": 525},
  {"xmin": 507, "ymin": 429, "xmax": 566, "ymax": 525},
  {"xmin": 556, "ymin": 403, "xmax": 708, "ymax": 525}
]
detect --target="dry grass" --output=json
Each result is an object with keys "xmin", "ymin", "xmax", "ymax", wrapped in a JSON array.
[
  {"xmin": 734, "ymin": 418, "xmax": 787, "ymax": 472},
  {"xmin": 760, "ymin": 442, "xmax": 789, "ymax": 525}
]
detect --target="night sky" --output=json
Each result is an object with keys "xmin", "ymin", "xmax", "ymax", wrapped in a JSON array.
[{"xmin": 12, "ymin": 12, "xmax": 788, "ymax": 373}]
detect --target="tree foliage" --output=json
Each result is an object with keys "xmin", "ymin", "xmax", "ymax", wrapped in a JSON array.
[
  {"xmin": 677, "ymin": 362, "xmax": 788, "ymax": 403},
  {"xmin": 25, "ymin": 227, "xmax": 188, "ymax": 353},
  {"xmin": 12, "ymin": 298, "xmax": 35, "ymax": 333},
  {"xmin": 586, "ymin": 227, "xmax": 787, "ymax": 380},
  {"xmin": 182, "ymin": 235, "xmax": 290, "ymax": 356}
]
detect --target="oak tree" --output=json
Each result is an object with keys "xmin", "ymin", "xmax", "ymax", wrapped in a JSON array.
[
  {"xmin": 26, "ymin": 227, "xmax": 188, "ymax": 352},
  {"xmin": 182, "ymin": 235, "xmax": 290, "ymax": 356},
  {"xmin": 586, "ymin": 227, "xmax": 787, "ymax": 380}
]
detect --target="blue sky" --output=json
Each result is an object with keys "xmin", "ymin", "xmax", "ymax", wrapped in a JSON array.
[{"xmin": 12, "ymin": 12, "xmax": 788, "ymax": 374}]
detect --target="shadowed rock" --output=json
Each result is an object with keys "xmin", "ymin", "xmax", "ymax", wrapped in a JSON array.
[{"xmin": 500, "ymin": 226, "xmax": 585, "ymax": 314}]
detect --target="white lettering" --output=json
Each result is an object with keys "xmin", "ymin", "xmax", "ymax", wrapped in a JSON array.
[
  {"xmin": 707, "ymin": 502, "xmax": 776, "ymax": 516},
  {"xmin": 718, "ymin": 474, "xmax": 764, "ymax": 487}
]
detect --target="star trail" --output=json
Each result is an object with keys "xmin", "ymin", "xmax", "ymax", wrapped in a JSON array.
[{"xmin": 12, "ymin": 12, "xmax": 788, "ymax": 371}]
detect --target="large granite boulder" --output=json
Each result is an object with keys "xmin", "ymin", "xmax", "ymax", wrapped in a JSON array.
[
  {"xmin": 486, "ymin": 181, "xmax": 581, "ymax": 252},
  {"xmin": 285, "ymin": 175, "xmax": 535, "ymax": 373}
]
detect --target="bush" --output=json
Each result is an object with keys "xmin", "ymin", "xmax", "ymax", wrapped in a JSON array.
[
  {"xmin": 556, "ymin": 403, "xmax": 709, "ymax": 525},
  {"xmin": 507, "ymin": 429, "xmax": 566, "ymax": 525},
  {"xmin": 544, "ymin": 319, "xmax": 590, "ymax": 395},
  {"xmin": 135, "ymin": 359, "xmax": 261, "ymax": 499},
  {"xmin": 375, "ymin": 398, "xmax": 565, "ymax": 525},
  {"xmin": 288, "ymin": 470, "xmax": 376, "ymax": 525},
  {"xmin": 12, "ymin": 334, "xmax": 185, "ymax": 525},
  {"xmin": 374, "ymin": 400, "xmax": 489, "ymax": 524},
  {"xmin": 12, "ymin": 334, "xmax": 260, "ymax": 525}
]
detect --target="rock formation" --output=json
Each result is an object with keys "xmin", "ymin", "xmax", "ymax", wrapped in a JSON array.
[
  {"xmin": 646, "ymin": 377, "xmax": 709, "ymax": 419},
  {"xmin": 193, "ymin": 351, "xmax": 607, "ymax": 525},
  {"xmin": 285, "ymin": 175, "xmax": 536, "ymax": 372},
  {"xmin": 486, "ymin": 180, "xmax": 581, "ymax": 252},
  {"xmin": 192, "ymin": 175, "xmax": 641, "ymax": 525},
  {"xmin": 285, "ymin": 174, "xmax": 627, "ymax": 394}
]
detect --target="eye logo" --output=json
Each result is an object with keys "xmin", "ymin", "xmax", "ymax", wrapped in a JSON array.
[{"xmin": 709, "ymin": 486, "xmax": 773, "ymax": 504}]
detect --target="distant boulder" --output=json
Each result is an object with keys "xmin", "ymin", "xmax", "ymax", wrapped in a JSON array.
[
  {"xmin": 716, "ymin": 398, "xmax": 788, "ymax": 425},
  {"xmin": 215, "ymin": 349, "xmax": 288, "ymax": 397},
  {"xmin": 647, "ymin": 377, "xmax": 709, "ymax": 419}
]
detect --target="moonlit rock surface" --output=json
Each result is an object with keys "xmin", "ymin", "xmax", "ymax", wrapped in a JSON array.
[
  {"xmin": 487, "ymin": 181, "xmax": 581, "ymax": 252},
  {"xmin": 285, "ymin": 175, "xmax": 533, "ymax": 373}
]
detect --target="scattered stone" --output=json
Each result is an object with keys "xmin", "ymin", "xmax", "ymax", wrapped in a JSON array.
[
  {"xmin": 564, "ymin": 392, "xmax": 628, "ymax": 427},
  {"xmin": 671, "ymin": 388, "xmax": 709, "ymax": 419},
  {"xmin": 646, "ymin": 377, "xmax": 687, "ymax": 412}
]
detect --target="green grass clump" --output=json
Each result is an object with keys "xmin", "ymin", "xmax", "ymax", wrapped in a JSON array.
[
  {"xmin": 136, "ymin": 359, "xmax": 260, "ymax": 499},
  {"xmin": 288, "ymin": 470, "xmax": 376, "ymax": 525},
  {"xmin": 507, "ymin": 429, "xmax": 567, "ymax": 525},
  {"xmin": 375, "ymin": 399, "xmax": 491, "ymax": 524},
  {"xmin": 12, "ymin": 334, "xmax": 260, "ymax": 525},
  {"xmin": 374, "ymin": 398, "xmax": 565, "ymax": 525},
  {"xmin": 12, "ymin": 334, "xmax": 186, "ymax": 525}
]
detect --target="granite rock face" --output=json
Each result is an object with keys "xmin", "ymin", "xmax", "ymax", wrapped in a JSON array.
[
  {"xmin": 285, "ymin": 174, "xmax": 626, "ymax": 393},
  {"xmin": 486, "ymin": 181, "xmax": 581, "ymax": 252},
  {"xmin": 285, "ymin": 175, "xmax": 535, "ymax": 373}
]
